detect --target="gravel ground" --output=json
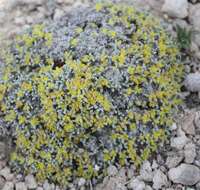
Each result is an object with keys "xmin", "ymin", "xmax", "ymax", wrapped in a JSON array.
[{"xmin": 0, "ymin": 0, "xmax": 200, "ymax": 190}]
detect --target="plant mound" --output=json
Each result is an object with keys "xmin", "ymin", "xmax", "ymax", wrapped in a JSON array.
[{"xmin": 0, "ymin": 2, "xmax": 183, "ymax": 185}]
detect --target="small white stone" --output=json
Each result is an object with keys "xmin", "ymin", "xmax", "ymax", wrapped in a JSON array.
[
  {"xmin": 78, "ymin": 178, "xmax": 86, "ymax": 187},
  {"xmin": 128, "ymin": 178, "xmax": 146, "ymax": 190},
  {"xmin": 36, "ymin": 187, "xmax": 43, "ymax": 190},
  {"xmin": 185, "ymin": 73, "xmax": 200, "ymax": 92},
  {"xmin": 194, "ymin": 111, "xmax": 200, "ymax": 129},
  {"xmin": 162, "ymin": 0, "xmax": 188, "ymax": 18},
  {"xmin": 127, "ymin": 165, "xmax": 135, "ymax": 179},
  {"xmin": 139, "ymin": 161, "xmax": 153, "ymax": 182},
  {"xmin": 170, "ymin": 123, "xmax": 177, "ymax": 131},
  {"xmin": 189, "ymin": 4, "xmax": 200, "ymax": 31},
  {"xmin": 15, "ymin": 182, "xmax": 27, "ymax": 190},
  {"xmin": 54, "ymin": 8, "xmax": 65, "ymax": 20},
  {"xmin": 14, "ymin": 17, "xmax": 25, "ymax": 25},
  {"xmin": 153, "ymin": 170, "xmax": 168, "ymax": 189},
  {"xmin": 55, "ymin": 186, "xmax": 61, "ymax": 190},
  {"xmin": 152, "ymin": 160, "xmax": 159, "ymax": 170},
  {"xmin": 2, "ymin": 181, "xmax": 14, "ymax": 190},
  {"xmin": 43, "ymin": 181, "xmax": 55, "ymax": 190},
  {"xmin": 107, "ymin": 165, "xmax": 118, "ymax": 177},
  {"xmin": 94, "ymin": 164, "xmax": 100, "ymax": 172},
  {"xmin": 0, "ymin": 167, "xmax": 14, "ymax": 181},
  {"xmin": 184, "ymin": 142, "xmax": 196, "ymax": 164},
  {"xmin": 181, "ymin": 112, "xmax": 196, "ymax": 135},
  {"xmin": 170, "ymin": 135, "xmax": 189, "ymax": 150},
  {"xmin": 25, "ymin": 174, "xmax": 37, "ymax": 189},
  {"xmin": 168, "ymin": 164, "xmax": 200, "ymax": 185},
  {"xmin": 166, "ymin": 152, "xmax": 184, "ymax": 168},
  {"xmin": 0, "ymin": 176, "xmax": 5, "ymax": 189}
]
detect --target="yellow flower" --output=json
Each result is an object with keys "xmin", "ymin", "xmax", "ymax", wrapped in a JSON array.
[{"xmin": 5, "ymin": 110, "xmax": 16, "ymax": 122}]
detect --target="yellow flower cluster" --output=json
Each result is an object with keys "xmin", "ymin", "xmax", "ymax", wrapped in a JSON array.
[{"xmin": 0, "ymin": 2, "xmax": 183, "ymax": 186}]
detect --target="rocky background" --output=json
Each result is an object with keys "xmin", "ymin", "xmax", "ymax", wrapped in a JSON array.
[{"xmin": 0, "ymin": 0, "xmax": 200, "ymax": 190}]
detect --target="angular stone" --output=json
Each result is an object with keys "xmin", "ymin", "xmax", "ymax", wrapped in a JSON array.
[
  {"xmin": 153, "ymin": 170, "xmax": 168, "ymax": 190},
  {"xmin": 168, "ymin": 164, "xmax": 200, "ymax": 185},
  {"xmin": 43, "ymin": 180, "xmax": 55, "ymax": 190},
  {"xmin": 166, "ymin": 151, "xmax": 184, "ymax": 168},
  {"xmin": 139, "ymin": 161, "xmax": 153, "ymax": 182},
  {"xmin": 0, "ymin": 167, "xmax": 14, "ymax": 181},
  {"xmin": 194, "ymin": 111, "xmax": 200, "ymax": 129},
  {"xmin": 15, "ymin": 182, "xmax": 27, "ymax": 190},
  {"xmin": 0, "ymin": 141, "xmax": 6, "ymax": 160},
  {"xmin": 25, "ymin": 174, "xmax": 37, "ymax": 189},
  {"xmin": 78, "ymin": 178, "xmax": 86, "ymax": 187},
  {"xmin": 189, "ymin": 4, "xmax": 200, "ymax": 31},
  {"xmin": 170, "ymin": 135, "xmax": 189, "ymax": 150},
  {"xmin": 0, "ymin": 176, "xmax": 5, "ymax": 189},
  {"xmin": 181, "ymin": 112, "xmax": 196, "ymax": 135},
  {"xmin": 128, "ymin": 178, "xmax": 146, "ymax": 190},
  {"xmin": 2, "ymin": 182, "xmax": 14, "ymax": 190},
  {"xmin": 185, "ymin": 73, "xmax": 200, "ymax": 92},
  {"xmin": 162, "ymin": 0, "xmax": 188, "ymax": 18},
  {"xmin": 36, "ymin": 187, "xmax": 44, "ymax": 190},
  {"xmin": 107, "ymin": 165, "xmax": 118, "ymax": 177},
  {"xmin": 103, "ymin": 177, "xmax": 127, "ymax": 190},
  {"xmin": 184, "ymin": 142, "xmax": 196, "ymax": 164}
]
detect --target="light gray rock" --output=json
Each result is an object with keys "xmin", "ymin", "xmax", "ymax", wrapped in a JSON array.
[
  {"xmin": 78, "ymin": 178, "xmax": 86, "ymax": 187},
  {"xmin": 170, "ymin": 135, "xmax": 189, "ymax": 150},
  {"xmin": 196, "ymin": 181, "xmax": 200, "ymax": 189},
  {"xmin": 16, "ymin": 0, "xmax": 45, "ymax": 6},
  {"xmin": 25, "ymin": 174, "xmax": 37, "ymax": 189},
  {"xmin": 127, "ymin": 165, "xmax": 135, "ymax": 179},
  {"xmin": 173, "ymin": 19, "xmax": 190, "ymax": 30},
  {"xmin": 166, "ymin": 152, "xmax": 184, "ymax": 168},
  {"xmin": 184, "ymin": 142, "xmax": 196, "ymax": 164},
  {"xmin": 170, "ymin": 123, "xmax": 177, "ymax": 131},
  {"xmin": 2, "ymin": 182, "xmax": 14, "ymax": 190},
  {"xmin": 0, "ymin": 161, "xmax": 6, "ymax": 170},
  {"xmin": 115, "ymin": 183, "xmax": 127, "ymax": 190},
  {"xmin": 0, "ymin": 167, "xmax": 14, "ymax": 181},
  {"xmin": 194, "ymin": 111, "xmax": 200, "ymax": 129},
  {"xmin": 181, "ymin": 112, "xmax": 196, "ymax": 135},
  {"xmin": 139, "ymin": 161, "xmax": 153, "ymax": 182},
  {"xmin": 116, "ymin": 168, "xmax": 127, "ymax": 184},
  {"xmin": 162, "ymin": 0, "xmax": 188, "ymax": 18},
  {"xmin": 15, "ymin": 182, "xmax": 27, "ymax": 190},
  {"xmin": 103, "ymin": 177, "xmax": 127, "ymax": 190},
  {"xmin": 145, "ymin": 185, "xmax": 153, "ymax": 190},
  {"xmin": 14, "ymin": 17, "xmax": 26, "ymax": 25},
  {"xmin": 185, "ymin": 73, "xmax": 200, "ymax": 92},
  {"xmin": 128, "ymin": 178, "xmax": 146, "ymax": 190},
  {"xmin": 36, "ymin": 187, "xmax": 43, "ymax": 190},
  {"xmin": 0, "ymin": 142, "xmax": 6, "ymax": 160},
  {"xmin": 55, "ymin": 186, "xmax": 61, "ymax": 190},
  {"xmin": 190, "ymin": 41, "xmax": 199, "ymax": 54},
  {"xmin": 152, "ymin": 160, "xmax": 159, "ymax": 170},
  {"xmin": 0, "ymin": 176, "xmax": 5, "ymax": 189},
  {"xmin": 107, "ymin": 165, "xmax": 118, "ymax": 177},
  {"xmin": 189, "ymin": 4, "xmax": 200, "ymax": 31},
  {"xmin": 153, "ymin": 170, "xmax": 168, "ymax": 189},
  {"xmin": 43, "ymin": 181, "xmax": 55, "ymax": 190},
  {"xmin": 54, "ymin": 8, "xmax": 65, "ymax": 20},
  {"xmin": 56, "ymin": 0, "xmax": 74, "ymax": 4},
  {"xmin": 168, "ymin": 164, "xmax": 200, "ymax": 185}
]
